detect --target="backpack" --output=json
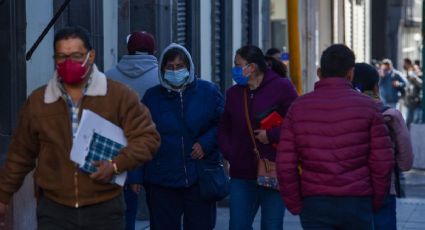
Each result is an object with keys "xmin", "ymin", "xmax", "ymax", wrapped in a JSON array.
[
  {"xmin": 391, "ymin": 71, "xmax": 406, "ymax": 98},
  {"xmin": 380, "ymin": 105, "xmax": 403, "ymax": 197}
]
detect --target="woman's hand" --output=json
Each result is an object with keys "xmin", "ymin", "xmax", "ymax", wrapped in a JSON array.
[
  {"xmin": 254, "ymin": 129, "xmax": 269, "ymax": 144},
  {"xmin": 191, "ymin": 142, "xmax": 205, "ymax": 159}
]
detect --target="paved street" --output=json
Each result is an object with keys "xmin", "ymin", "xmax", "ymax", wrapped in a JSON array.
[
  {"xmin": 137, "ymin": 199, "xmax": 425, "ymax": 230},
  {"xmin": 136, "ymin": 169, "xmax": 425, "ymax": 230}
]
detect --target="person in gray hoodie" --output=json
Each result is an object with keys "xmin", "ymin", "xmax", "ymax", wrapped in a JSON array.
[
  {"xmin": 105, "ymin": 31, "xmax": 160, "ymax": 230},
  {"xmin": 106, "ymin": 31, "xmax": 160, "ymax": 99}
]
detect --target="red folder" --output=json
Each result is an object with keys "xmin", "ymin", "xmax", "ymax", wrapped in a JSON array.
[
  {"xmin": 260, "ymin": 111, "xmax": 283, "ymax": 130},
  {"xmin": 259, "ymin": 111, "xmax": 283, "ymax": 149}
]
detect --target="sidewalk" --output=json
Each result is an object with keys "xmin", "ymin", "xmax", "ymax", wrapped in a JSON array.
[{"xmin": 136, "ymin": 197, "xmax": 425, "ymax": 230}]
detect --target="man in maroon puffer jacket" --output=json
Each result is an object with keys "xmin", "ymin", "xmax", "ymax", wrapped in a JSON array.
[{"xmin": 276, "ymin": 44, "xmax": 394, "ymax": 230}]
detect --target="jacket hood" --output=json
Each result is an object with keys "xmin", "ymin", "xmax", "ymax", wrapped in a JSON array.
[
  {"xmin": 117, "ymin": 54, "xmax": 158, "ymax": 79},
  {"xmin": 158, "ymin": 43, "xmax": 195, "ymax": 91},
  {"xmin": 260, "ymin": 69, "xmax": 282, "ymax": 88}
]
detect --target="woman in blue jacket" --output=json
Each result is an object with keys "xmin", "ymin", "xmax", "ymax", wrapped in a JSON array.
[{"xmin": 142, "ymin": 43, "xmax": 224, "ymax": 230}]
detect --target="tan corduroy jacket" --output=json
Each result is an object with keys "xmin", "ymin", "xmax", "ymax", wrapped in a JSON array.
[{"xmin": 0, "ymin": 65, "xmax": 160, "ymax": 208}]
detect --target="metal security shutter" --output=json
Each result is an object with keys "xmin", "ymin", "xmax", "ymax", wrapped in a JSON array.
[
  {"xmin": 212, "ymin": 0, "xmax": 222, "ymax": 85},
  {"xmin": 242, "ymin": 0, "xmax": 251, "ymax": 45},
  {"xmin": 0, "ymin": 0, "xmax": 26, "ymax": 164},
  {"xmin": 173, "ymin": 0, "xmax": 200, "ymax": 76},
  {"xmin": 176, "ymin": 0, "xmax": 187, "ymax": 46},
  {"xmin": 213, "ymin": 0, "xmax": 233, "ymax": 91}
]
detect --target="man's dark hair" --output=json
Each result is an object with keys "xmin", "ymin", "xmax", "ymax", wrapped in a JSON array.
[
  {"xmin": 414, "ymin": 59, "xmax": 421, "ymax": 67},
  {"xmin": 320, "ymin": 44, "xmax": 355, "ymax": 78},
  {"xmin": 265, "ymin": 48, "xmax": 281, "ymax": 57},
  {"xmin": 353, "ymin": 63, "xmax": 379, "ymax": 92},
  {"xmin": 54, "ymin": 26, "xmax": 92, "ymax": 51},
  {"xmin": 404, "ymin": 58, "xmax": 413, "ymax": 66},
  {"xmin": 161, "ymin": 47, "xmax": 190, "ymax": 72}
]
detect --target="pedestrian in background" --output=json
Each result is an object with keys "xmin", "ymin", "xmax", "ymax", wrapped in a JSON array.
[
  {"xmin": 0, "ymin": 26, "xmax": 160, "ymax": 229},
  {"xmin": 142, "ymin": 43, "xmax": 223, "ymax": 230},
  {"xmin": 218, "ymin": 45, "xmax": 298, "ymax": 230},
  {"xmin": 265, "ymin": 47, "xmax": 282, "ymax": 62},
  {"xmin": 353, "ymin": 62, "xmax": 413, "ymax": 230},
  {"xmin": 106, "ymin": 31, "xmax": 160, "ymax": 230},
  {"xmin": 264, "ymin": 56, "xmax": 288, "ymax": 79},
  {"xmin": 378, "ymin": 58, "xmax": 407, "ymax": 109},
  {"xmin": 276, "ymin": 44, "xmax": 394, "ymax": 230},
  {"xmin": 402, "ymin": 58, "xmax": 423, "ymax": 128},
  {"xmin": 414, "ymin": 59, "xmax": 422, "ymax": 77}
]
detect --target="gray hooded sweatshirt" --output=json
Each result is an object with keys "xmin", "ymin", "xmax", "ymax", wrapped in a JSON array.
[
  {"xmin": 158, "ymin": 43, "xmax": 196, "ymax": 92},
  {"xmin": 106, "ymin": 54, "xmax": 160, "ymax": 98}
]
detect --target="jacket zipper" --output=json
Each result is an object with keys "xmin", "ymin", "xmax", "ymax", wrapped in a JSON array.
[
  {"xmin": 61, "ymin": 96, "xmax": 80, "ymax": 208},
  {"xmin": 60, "ymin": 98, "xmax": 81, "ymax": 208},
  {"xmin": 74, "ymin": 167, "xmax": 79, "ymax": 208},
  {"xmin": 179, "ymin": 92, "xmax": 189, "ymax": 186},
  {"xmin": 73, "ymin": 96, "xmax": 86, "ymax": 208}
]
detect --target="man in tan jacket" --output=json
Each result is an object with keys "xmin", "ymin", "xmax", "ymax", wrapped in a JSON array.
[{"xmin": 0, "ymin": 26, "xmax": 160, "ymax": 229}]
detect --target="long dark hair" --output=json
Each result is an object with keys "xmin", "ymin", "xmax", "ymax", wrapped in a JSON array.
[
  {"xmin": 236, "ymin": 45, "xmax": 286, "ymax": 78},
  {"xmin": 265, "ymin": 56, "xmax": 288, "ymax": 78},
  {"xmin": 236, "ymin": 45, "xmax": 267, "ymax": 73}
]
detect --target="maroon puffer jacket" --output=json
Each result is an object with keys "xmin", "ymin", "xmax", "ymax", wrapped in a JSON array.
[{"xmin": 276, "ymin": 77, "xmax": 394, "ymax": 215}]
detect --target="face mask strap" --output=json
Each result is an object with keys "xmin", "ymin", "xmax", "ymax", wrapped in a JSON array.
[{"xmin": 81, "ymin": 52, "xmax": 91, "ymax": 67}]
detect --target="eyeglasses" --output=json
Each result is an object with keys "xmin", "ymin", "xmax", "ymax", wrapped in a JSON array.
[
  {"xmin": 234, "ymin": 63, "xmax": 251, "ymax": 69},
  {"xmin": 53, "ymin": 52, "xmax": 88, "ymax": 63}
]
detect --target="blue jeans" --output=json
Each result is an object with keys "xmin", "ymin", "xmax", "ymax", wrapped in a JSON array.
[
  {"xmin": 124, "ymin": 185, "xmax": 139, "ymax": 230},
  {"xmin": 406, "ymin": 106, "xmax": 422, "ymax": 128},
  {"xmin": 300, "ymin": 196, "xmax": 374, "ymax": 230},
  {"xmin": 373, "ymin": 194, "xmax": 396, "ymax": 230},
  {"xmin": 229, "ymin": 179, "xmax": 286, "ymax": 230}
]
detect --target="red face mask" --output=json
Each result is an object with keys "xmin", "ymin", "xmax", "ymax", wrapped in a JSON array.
[{"xmin": 57, "ymin": 54, "xmax": 90, "ymax": 85}]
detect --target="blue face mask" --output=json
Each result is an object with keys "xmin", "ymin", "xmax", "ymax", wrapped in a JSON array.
[
  {"xmin": 232, "ymin": 67, "xmax": 248, "ymax": 86},
  {"xmin": 164, "ymin": 68, "xmax": 189, "ymax": 87}
]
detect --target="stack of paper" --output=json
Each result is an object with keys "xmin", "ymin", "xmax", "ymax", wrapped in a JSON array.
[{"xmin": 70, "ymin": 109, "xmax": 127, "ymax": 186}]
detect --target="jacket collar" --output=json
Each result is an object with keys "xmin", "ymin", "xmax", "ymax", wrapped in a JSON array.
[
  {"xmin": 44, "ymin": 64, "xmax": 107, "ymax": 104},
  {"xmin": 314, "ymin": 77, "xmax": 353, "ymax": 90},
  {"xmin": 161, "ymin": 77, "xmax": 198, "ymax": 97}
]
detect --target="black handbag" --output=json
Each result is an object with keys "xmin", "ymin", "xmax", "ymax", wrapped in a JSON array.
[{"xmin": 197, "ymin": 154, "xmax": 230, "ymax": 202}]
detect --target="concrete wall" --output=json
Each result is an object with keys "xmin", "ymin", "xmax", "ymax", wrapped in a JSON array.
[
  {"xmin": 18, "ymin": 1, "xmax": 54, "ymax": 228},
  {"xmin": 200, "ymin": 0, "xmax": 212, "ymax": 82},
  {"xmin": 318, "ymin": 0, "xmax": 332, "ymax": 55},
  {"xmin": 26, "ymin": 0, "xmax": 54, "ymax": 95},
  {"xmin": 300, "ymin": 0, "xmax": 318, "ymax": 93},
  {"xmin": 232, "ymin": 0, "xmax": 242, "ymax": 60},
  {"xmin": 103, "ymin": 0, "xmax": 118, "ymax": 72},
  {"xmin": 271, "ymin": 0, "xmax": 287, "ymax": 20}
]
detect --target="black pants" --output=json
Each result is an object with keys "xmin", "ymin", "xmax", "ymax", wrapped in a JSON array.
[
  {"xmin": 37, "ymin": 195, "xmax": 125, "ymax": 230},
  {"xmin": 300, "ymin": 196, "xmax": 374, "ymax": 230},
  {"xmin": 145, "ymin": 183, "xmax": 216, "ymax": 230}
]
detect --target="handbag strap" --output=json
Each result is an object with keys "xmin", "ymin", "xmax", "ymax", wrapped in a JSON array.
[
  {"xmin": 243, "ymin": 89, "xmax": 261, "ymax": 160},
  {"xmin": 243, "ymin": 89, "xmax": 272, "ymax": 172}
]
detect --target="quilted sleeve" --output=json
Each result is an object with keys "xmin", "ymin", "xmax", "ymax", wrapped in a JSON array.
[{"xmin": 276, "ymin": 107, "xmax": 302, "ymax": 215}]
